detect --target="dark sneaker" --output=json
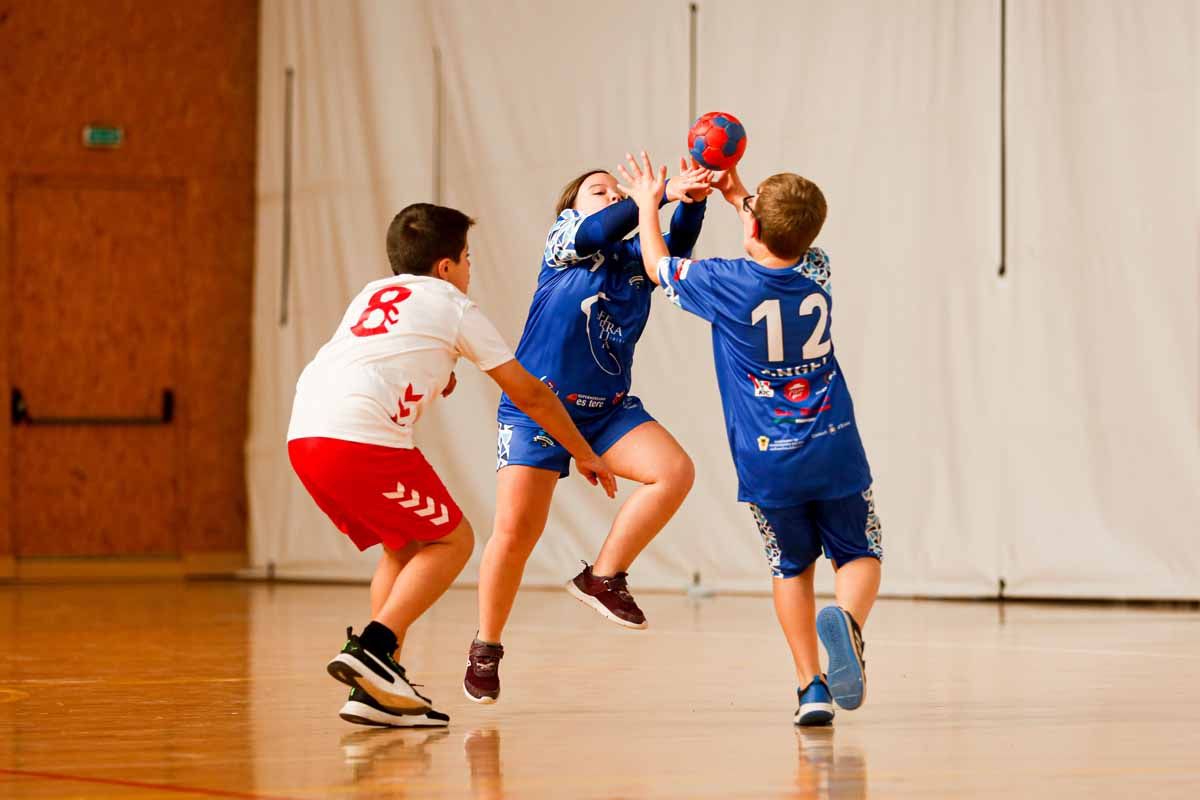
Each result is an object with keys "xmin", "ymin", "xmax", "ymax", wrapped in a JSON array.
[
  {"xmin": 565, "ymin": 563, "xmax": 648, "ymax": 629},
  {"xmin": 816, "ymin": 606, "xmax": 866, "ymax": 710},
  {"xmin": 794, "ymin": 674, "xmax": 835, "ymax": 726},
  {"xmin": 327, "ymin": 627, "xmax": 433, "ymax": 712},
  {"xmin": 339, "ymin": 688, "xmax": 449, "ymax": 728},
  {"xmin": 463, "ymin": 639, "xmax": 504, "ymax": 704}
]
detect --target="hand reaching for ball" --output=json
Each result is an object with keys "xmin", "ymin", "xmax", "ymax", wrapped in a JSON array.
[
  {"xmin": 666, "ymin": 157, "xmax": 713, "ymax": 204},
  {"xmin": 616, "ymin": 151, "xmax": 668, "ymax": 211}
]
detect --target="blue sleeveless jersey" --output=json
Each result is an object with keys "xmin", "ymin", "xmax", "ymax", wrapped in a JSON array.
[
  {"xmin": 656, "ymin": 248, "xmax": 872, "ymax": 506},
  {"xmin": 498, "ymin": 207, "xmax": 697, "ymax": 424}
]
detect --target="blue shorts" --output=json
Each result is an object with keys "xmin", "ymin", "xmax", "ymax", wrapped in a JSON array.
[
  {"xmin": 749, "ymin": 487, "xmax": 883, "ymax": 579},
  {"xmin": 496, "ymin": 397, "xmax": 655, "ymax": 478}
]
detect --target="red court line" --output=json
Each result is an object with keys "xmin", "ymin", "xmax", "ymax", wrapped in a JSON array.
[{"xmin": 0, "ymin": 768, "xmax": 302, "ymax": 800}]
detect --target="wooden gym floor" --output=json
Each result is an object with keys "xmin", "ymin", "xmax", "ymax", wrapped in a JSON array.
[{"xmin": 0, "ymin": 581, "xmax": 1197, "ymax": 799}]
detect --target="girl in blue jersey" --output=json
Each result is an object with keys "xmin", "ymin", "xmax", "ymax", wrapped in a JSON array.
[{"xmin": 463, "ymin": 155, "xmax": 712, "ymax": 703}]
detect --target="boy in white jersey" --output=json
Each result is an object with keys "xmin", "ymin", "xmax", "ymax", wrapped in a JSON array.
[{"xmin": 288, "ymin": 204, "xmax": 617, "ymax": 728}]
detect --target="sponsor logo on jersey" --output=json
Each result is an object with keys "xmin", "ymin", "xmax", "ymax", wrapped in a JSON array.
[
  {"xmin": 388, "ymin": 384, "xmax": 424, "ymax": 425},
  {"xmin": 628, "ymin": 274, "xmax": 646, "ymax": 288},
  {"xmin": 533, "ymin": 430, "xmax": 557, "ymax": 448},
  {"xmin": 809, "ymin": 421, "xmax": 854, "ymax": 441},
  {"xmin": 748, "ymin": 373, "xmax": 775, "ymax": 398},
  {"xmin": 566, "ymin": 392, "xmax": 608, "ymax": 410},
  {"xmin": 782, "ymin": 378, "xmax": 810, "ymax": 402}
]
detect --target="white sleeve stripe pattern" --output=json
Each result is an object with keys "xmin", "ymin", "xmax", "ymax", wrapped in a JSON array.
[{"xmin": 656, "ymin": 256, "xmax": 674, "ymax": 286}]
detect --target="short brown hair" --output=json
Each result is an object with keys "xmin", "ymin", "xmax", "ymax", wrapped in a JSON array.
[
  {"xmin": 555, "ymin": 169, "xmax": 609, "ymax": 217},
  {"xmin": 753, "ymin": 174, "xmax": 827, "ymax": 260},
  {"xmin": 386, "ymin": 203, "xmax": 474, "ymax": 276}
]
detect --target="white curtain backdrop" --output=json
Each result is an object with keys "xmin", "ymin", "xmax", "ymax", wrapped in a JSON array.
[{"xmin": 249, "ymin": 0, "xmax": 1200, "ymax": 599}]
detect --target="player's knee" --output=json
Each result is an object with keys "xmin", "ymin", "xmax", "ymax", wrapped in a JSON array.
[
  {"xmin": 662, "ymin": 451, "xmax": 696, "ymax": 497},
  {"xmin": 491, "ymin": 526, "xmax": 540, "ymax": 561}
]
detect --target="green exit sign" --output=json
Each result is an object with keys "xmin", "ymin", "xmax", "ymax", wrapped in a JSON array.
[{"xmin": 82, "ymin": 125, "xmax": 123, "ymax": 149}]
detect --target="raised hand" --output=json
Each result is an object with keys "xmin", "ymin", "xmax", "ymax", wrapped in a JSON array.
[
  {"xmin": 615, "ymin": 151, "xmax": 668, "ymax": 211},
  {"xmin": 667, "ymin": 156, "xmax": 713, "ymax": 204}
]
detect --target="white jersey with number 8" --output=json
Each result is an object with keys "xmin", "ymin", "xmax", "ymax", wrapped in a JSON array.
[{"xmin": 287, "ymin": 274, "xmax": 515, "ymax": 449}]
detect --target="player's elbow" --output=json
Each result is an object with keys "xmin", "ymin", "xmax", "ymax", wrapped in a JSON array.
[{"xmin": 508, "ymin": 378, "xmax": 556, "ymax": 416}]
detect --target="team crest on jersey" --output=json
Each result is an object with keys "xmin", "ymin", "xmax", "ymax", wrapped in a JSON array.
[
  {"xmin": 757, "ymin": 435, "xmax": 770, "ymax": 452},
  {"xmin": 748, "ymin": 373, "xmax": 775, "ymax": 398},
  {"xmin": 580, "ymin": 293, "xmax": 623, "ymax": 375}
]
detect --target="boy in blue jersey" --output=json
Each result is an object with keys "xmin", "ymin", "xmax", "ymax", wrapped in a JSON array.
[{"xmin": 618, "ymin": 153, "xmax": 882, "ymax": 727}]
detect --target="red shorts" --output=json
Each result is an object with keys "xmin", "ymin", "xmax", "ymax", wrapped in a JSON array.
[{"xmin": 287, "ymin": 437, "xmax": 464, "ymax": 551}]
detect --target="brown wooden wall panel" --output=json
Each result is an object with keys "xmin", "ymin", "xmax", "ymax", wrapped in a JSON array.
[
  {"xmin": 10, "ymin": 177, "xmax": 184, "ymax": 556},
  {"xmin": 0, "ymin": 0, "xmax": 258, "ymax": 564},
  {"xmin": 184, "ymin": 176, "xmax": 255, "ymax": 551}
]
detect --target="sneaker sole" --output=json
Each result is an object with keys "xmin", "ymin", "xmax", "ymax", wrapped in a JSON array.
[
  {"xmin": 816, "ymin": 607, "xmax": 866, "ymax": 710},
  {"xmin": 338, "ymin": 700, "xmax": 448, "ymax": 728},
  {"xmin": 564, "ymin": 580, "xmax": 648, "ymax": 630},
  {"xmin": 326, "ymin": 653, "xmax": 432, "ymax": 712},
  {"xmin": 795, "ymin": 701, "xmax": 835, "ymax": 726},
  {"xmin": 463, "ymin": 686, "xmax": 498, "ymax": 705}
]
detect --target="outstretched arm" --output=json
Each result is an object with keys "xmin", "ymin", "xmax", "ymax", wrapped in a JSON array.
[
  {"xmin": 487, "ymin": 360, "xmax": 618, "ymax": 498},
  {"xmin": 616, "ymin": 152, "xmax": 671, "ymax": 284},
  {"xmin": 713, "ymin": 167, "xmax": 752, "ymax": 227},
  {"xmin": 663, "ymin": 194, "xmax": 708, "ymax": 257},
  {"xmin": 573, "ymin": 157, "xmax": 709, "ymax": 258}
]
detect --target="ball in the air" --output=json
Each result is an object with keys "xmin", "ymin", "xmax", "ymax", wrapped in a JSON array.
[{"xmin": 688, "ymin": 111, "xmax": 747, "ymax": 171}]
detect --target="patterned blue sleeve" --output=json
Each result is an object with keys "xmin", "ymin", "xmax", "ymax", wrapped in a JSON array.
[
  {"xmin": 656, "ymin": 256, "xmax": 718, "ymax": 322},
  {"xmin": 663, "ymin": 198, "xmax": 707, "ymax": 258},
  {"xmin": 795, "ymin": 247, "xmax": 831, "ymax": 292},
  {"xmin": 543, "ymin": 210, "xmax": 587, "ymax": 269}
]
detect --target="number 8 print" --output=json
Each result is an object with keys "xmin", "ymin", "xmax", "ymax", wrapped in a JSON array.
[{"xmin": 350, "ymin": 285, "xmax": 412, "ymax": 337}]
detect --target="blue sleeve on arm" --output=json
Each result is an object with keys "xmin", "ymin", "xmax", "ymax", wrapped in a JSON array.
[
  {"xmin": 663, "ymin": 198, "xmax": 707, "ymax": 258},
  {"xmin": 574, "ymin": 198, "xmax": 640, "ymax": 256}
]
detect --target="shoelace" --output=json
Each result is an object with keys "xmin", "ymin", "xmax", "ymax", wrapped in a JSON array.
[{"xmin": 603, "ymin": 572, "xmax": 634, "ymax": 603}]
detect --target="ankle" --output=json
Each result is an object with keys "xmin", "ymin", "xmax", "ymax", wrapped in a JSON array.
[{"xmin": 360, "ymin": 620, "xmax": 399, "ymax": 658}]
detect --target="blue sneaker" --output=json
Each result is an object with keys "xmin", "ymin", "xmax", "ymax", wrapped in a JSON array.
[
  {"xmin": 816, "ymin": 606, "xmax": 866, "ymax": 710},
  {"xmin": 794, "ymin": 675, "xmax": 834, "ymax": 726}
]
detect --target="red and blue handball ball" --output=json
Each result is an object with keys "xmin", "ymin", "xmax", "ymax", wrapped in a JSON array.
[{"xmin": 688, "ymin": 111, "xmax": 747, "ymax": 171}]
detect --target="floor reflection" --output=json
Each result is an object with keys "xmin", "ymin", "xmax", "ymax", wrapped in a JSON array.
[
  {"xmin": 464, "ymin": 726, "xmax": 504, "ymax": 799},
  {"xmin": 793, "ymin": 728, "xmax": 868, "ymax": 799},
  {"xmin": 340, "ymin": 727, "xmax": 450, "ymax": 796}
]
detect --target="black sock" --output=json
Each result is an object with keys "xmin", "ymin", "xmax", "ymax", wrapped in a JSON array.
[{"xmin": 359, "ymin": 621, "xmax": 398, "ymax": 659}]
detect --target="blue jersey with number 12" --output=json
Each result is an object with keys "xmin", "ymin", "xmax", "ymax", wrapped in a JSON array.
[{"xmin": 657, "ymin": 248, "xmax": 871, "ymax": 506}]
